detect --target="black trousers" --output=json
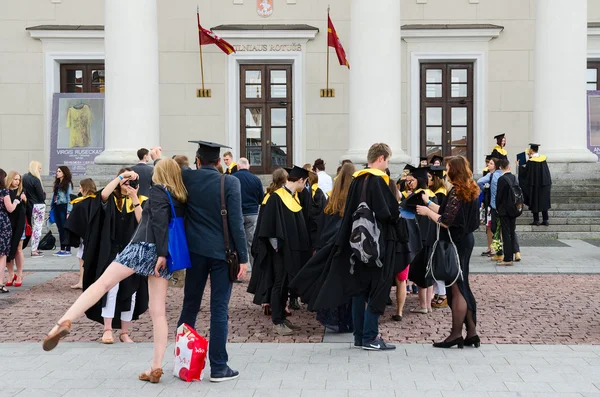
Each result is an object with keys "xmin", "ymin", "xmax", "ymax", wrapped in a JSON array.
[
  {"xmin": 490, "ymin": 208, "xmax": 499, "ymax": 234},
  {"xmin": 532, "ymin": 211, "xmax": 549, "ymax": 223},
  {"xmin": 54, "ymin": 204, "xmax": 70, "ymax": 252},
  {"xmin": 499, "ymin": 216, "xmax": 518, "ymax": 262},
  {"xmin": 270, "ymin": 252, "xmax": 288, "ymax": 325}
]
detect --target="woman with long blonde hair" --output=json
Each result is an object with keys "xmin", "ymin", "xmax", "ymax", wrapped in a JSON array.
[
  {"xmin": 43, "ymin": 159, "xmax": 188, "ymax": 383},
  {"xmin": 22, "ymin": 161, "xmax": 46, "ymax": 257},
  {"xmin": 291, "ymin": 162, "xmax": 356, "ymax": 332},
  {"xmin": 5, "ymin": 171, "xmax": 27, "ymax": 287}
]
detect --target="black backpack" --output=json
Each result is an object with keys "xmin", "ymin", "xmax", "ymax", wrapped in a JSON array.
[
  {"xmin": 505, "ymin": 176, "xmax": 524, "ymax": 218},
  {"xmin": 349, "ymin": 175, "xmax": 384, "ymax": 274},
  {"xmin": 39, "ymin": 231, "xmax": 57, "ymax": 250}
]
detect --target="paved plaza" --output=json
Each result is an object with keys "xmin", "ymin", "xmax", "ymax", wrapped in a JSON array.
[{"xmin": 1, "ymin": 238, "xmax": 600, "ymax": 396}]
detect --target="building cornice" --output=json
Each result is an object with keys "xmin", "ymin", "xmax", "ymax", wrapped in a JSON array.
[
  {"xmin": 27, "ymin": 25, "xmax": 104, "ymax": 39},
  {"xmin": 401, "ymin": 24, "xmax": 504, "ymax": 42},
  {"xmin": 211, "ymin": 24, "xmax": 319, "ymax": 40}
]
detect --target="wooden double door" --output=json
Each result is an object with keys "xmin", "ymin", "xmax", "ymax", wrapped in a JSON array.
[
  {"xmin": 420, "ymin": 63, "xmax": 474, "ymax": 165},
  {"xmin": 240, "ymin": 64, "xmax": 293, "ymax": 174}
]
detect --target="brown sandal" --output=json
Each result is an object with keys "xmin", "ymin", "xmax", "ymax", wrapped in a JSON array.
[
  {"xmin": 42, "ymin": 320, "xmax": 71, "ymax": 351},
  {"xmin": 139, "ymin": 368, "xmax": 164, "ymax": 383},
  {"xmin": 102, "ymin": 329, "xmax": 114, "ymax": 344},
  {"xmin": 119, "ymin": 332, "xmax": 134, "ymax": 343}
]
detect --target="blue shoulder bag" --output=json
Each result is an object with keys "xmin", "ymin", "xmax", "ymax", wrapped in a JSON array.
[{"xmin": 164, "ymin": 188, "xmax": 191, "ymax": 272}]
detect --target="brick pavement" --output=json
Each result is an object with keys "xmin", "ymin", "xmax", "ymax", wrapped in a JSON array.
[{"xmin": 2, "ymin": 272, "xmax": 600, "ymax": 345}]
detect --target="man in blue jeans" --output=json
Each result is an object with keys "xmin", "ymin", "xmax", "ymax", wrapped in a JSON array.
[{"xmin": 178, "ymin": 141, "xmax": 248, "ymax": 383}]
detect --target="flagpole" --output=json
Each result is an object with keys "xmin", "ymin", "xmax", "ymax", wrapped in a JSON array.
[
  {"xmin": 197, "ymin": 6, "xmax": 205, "ymax": 91},
  {"xmin": 326, "ymin": 5, "xmax": 330, "ymax": 92}
]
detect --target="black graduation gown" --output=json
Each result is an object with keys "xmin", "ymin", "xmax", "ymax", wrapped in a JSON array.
[
  {"xmin": 247, "ymin": 193, "xmax": 271, "ymax": 304},
  {"xmin": 248, "ymin": 188, "xmax": 310, "ymax": 306},
  {"xmin": 7, "ymin": 190, "xmax": 26, "ymax": 262},
  {"xmin": 62, "ymin": 195, "xmax": 96, "ymax": 248},
  {"xmin": 404, "ymin": 189, "xmax": 438, "ymax": 288},
  {"xmin": 518, "ymin": 157, "xmax": 552, "ymax": 213},
  {"xmin": 290, "ymin": 171, "xmax": 408, "ymax": 315},
  {"xmin": 82, "ymin": 193, "xmax": 149, "ymax": 328},
  {"xmin": 308, "ymin": 185, "xmax": 327, "ymax": 251},
  {"xmin": 297, "ymin": 186, "xmax": 313, "ymax": 246}
]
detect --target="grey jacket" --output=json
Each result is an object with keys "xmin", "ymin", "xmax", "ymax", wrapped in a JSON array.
[{"xmin": 131, "ymin": 162, "xmax": 154, "ymax": 197}]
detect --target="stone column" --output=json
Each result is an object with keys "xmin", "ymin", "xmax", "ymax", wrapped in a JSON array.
[
  {"xmin": 533, "ymin": 0, "xmax": 596, "ymax": 163},
  {"xmin": 345, "ymin": 0, "xmax": 410, "ymax": 168},
  {"xmin": 95, "ymin": 0, "xmax": 160, "ymax": 165}
]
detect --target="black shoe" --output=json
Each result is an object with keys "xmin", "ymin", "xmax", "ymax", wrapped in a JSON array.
[
  {"xmin": 353, "ymin": 342, "xmax": 363, "ymax": 349},
  {"xmin": 530, "ymin": 221, "xmax": 540, "ymax": 226},
  {"xmin": 541, "ymin": 221, "xmax": 549, "ymax": 226},
  {"xmin": 391, "ymin": 315, "xmax": 402, "ymax": 321},
  {"xmin": 289, "ymin": 298, "xmax": 300, "ymax": 310},
  {"xmin": 464, "ymin": 335, "xmax": 481, "ymax": 348},
  {"xmin": 386, "ymin": 297, "xmax": 393, "ymax": 306},
  {"xmin": 233, "ymin": 279, "xmax": 243, "ymax": 284},
  {"xmin": 433, "ymin": 337, "xmax": 464, "ymax": 349},
  {"xmin": 362, "ymin": 336, "xmax": 396, "ymax": 351},
  {"xmin": 210, "ymin": 367, "xmax": 240, "ymax": 383}
]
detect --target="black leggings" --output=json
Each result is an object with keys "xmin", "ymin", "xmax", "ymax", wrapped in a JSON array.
[{"xmin": 54, "ymin": 203, "xmax": 70, "ymax": 252}]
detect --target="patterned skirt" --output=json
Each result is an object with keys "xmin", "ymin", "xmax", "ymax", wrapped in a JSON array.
[{"xmin": 115, "ymin": 242, "xmax": 172, "ymax": 280}]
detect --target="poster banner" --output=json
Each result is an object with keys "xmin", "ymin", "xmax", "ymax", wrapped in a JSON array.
[
  {"xmin": 50, "ymin": 93, "xmax": 105, "ymax": 175},
  {"xmin": 587, "ymin": 91, "xmax": 600, "ymax": 162}
]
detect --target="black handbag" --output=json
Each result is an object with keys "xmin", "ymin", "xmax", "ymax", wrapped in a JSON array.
[
  {"xmin": 39, "ymin": 230, "xmax": 56, "ymax": 251},
  {"xmin": 220, "ymin": 175, "xmax": 240, "ymax": 282},
  {"xmin": 425, "ymin": 223, "xmax": 463, "ymax": 287}
]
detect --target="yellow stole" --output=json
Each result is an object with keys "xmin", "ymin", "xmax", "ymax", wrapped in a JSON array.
[
  {"xmin": 311, "ymin": 184, "xmax": 319, "ymax": 199},
  {"xmin": 414, "ymin": 188, "xmax": 435, "ymax": 198},
  {"xmin": 528, "ymin": 155, "xmax": 547, "ymax": 162},
  {"xmin": 434, "ymin": 187, "xmax": 447, "ymax": 196},
  {"xmin": 274, "ymin": 188, "xmax": 302, "ymax": 212},
  {"xmin": 492, "ymin": 145, "xmax": 508, "ymax": 156},
  {"xmin": 114, "ymin": 195, "xmax": 148, "ymax": 213},
  {"xmin": 352, "ymin": 168, "xmax": 390, "ymax": 185},
  {"xmin": 70, "ymin": 194, "xmax": 96, "ymax": 205}
]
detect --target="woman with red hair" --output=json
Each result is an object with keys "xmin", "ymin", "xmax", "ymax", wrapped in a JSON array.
[{"xmin": 416, "ymin": 156, "xmax": 480, "ymax": 349}]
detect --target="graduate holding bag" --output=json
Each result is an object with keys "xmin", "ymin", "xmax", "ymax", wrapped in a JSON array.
[{"xmin": 43, "ymin": 159, "xmax": 188, "ymax": 385}]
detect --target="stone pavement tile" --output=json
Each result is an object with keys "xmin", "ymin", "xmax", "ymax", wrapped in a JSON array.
[
  {"xmin": 156, "ymin": 389, "xmax": 206, "ymax": 397},
  {"xmin": 62, "ymin": 390, "xmax": 117, "ymax": 397},
  {"xmin": 234, "ymin": 379, "xmax": 282, "ymax": 389},
  {"xmin": 44, "ymin": 369, "xmax": 97, "ymax": 379},
  {"xmin": 450, "ymin": 364, "xmax": 495, "ymax": 374},
  {"xmin": 392, "ymin": 370, "xmax": 436, "ymax": 382},
  {"xmin": 414, "ymin": 380, "xmax": 462, "ymax": 392},
  {"xmin": 394, "ymin": 390, "xmax": 442, "ymax": 396},
  {"xmin": 459, "ymin": 379, "xmax": 509, "ymax": 392},
  {"xmin": 253, "ymin": 390, "xmax": 301, "ymax": 397},
  {"xmin": 504, "ymin": 381, "xmax": 555, "ymax": 392},
  {"xmin": 206, "ymin": 390, "xmax": 254, "ymax": 397},
  {"xmin": 13, "ymin": 390, "xmax": 64, "ymax": 397},
  {"xmin": 550, "ymin": 382, "xmax": 600, "ymax": 393},
  {"xmin": 0, "ymin": 390, "xmax": 23, "ymax": 397},
  {"xmin": 328, "ymin": 363, "xmax": 370, "ymax": 372},
  {"xmin": 304, "ymin": 370, "xmax": 347, "ymax": 381},
  {"xmin": 371, "ymin": 378, "xmax": 416, "ymax": 390},
  {"xmin": 476, "ymin": 372, "xmax": 523, "ymax": 382},
  {"xmin": 112, "ymin": 388, "xmax": 164, "ymax": 397},
  {"xmin": 280, "ymin": 379, "xmax": 326, "ymax": 390},
  {"xmin": 349, "ymin": 390, "xmax": 395, "ymax": 397},
  {"xmin": 301, "ymin": 391, "xmax": 348, "ymax": 397},
  {"xmin": 326, "ymin": 379, "xmax": 371, "ymax": 390},
  {"xmin": 350, "ymin": 370, "xmax": 391, "ymax": 381}
]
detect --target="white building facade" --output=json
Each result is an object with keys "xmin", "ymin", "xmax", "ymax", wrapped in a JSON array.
[{"xmin": 1, "ymin": 0, "xmax": 600, "ymax": 175}]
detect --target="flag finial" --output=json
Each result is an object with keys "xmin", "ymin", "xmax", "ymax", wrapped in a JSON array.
[
  {"xmin": 197, "ymin": 5, "xmax": 199, "ymax": 13},
  {"xmin": 327, "ymin": 4, "xmax": 330, "ymax": 13}
]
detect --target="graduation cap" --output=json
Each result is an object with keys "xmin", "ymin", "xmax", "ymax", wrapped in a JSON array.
[
  {"xmin": 485, "ymin": 155, "xmax": 493, "ymax": 162},
  {"xmin": 419, "ymin": 156, "xmax": 428, "ymax": 162},
  {"xmin": 284, "ymin": 165, "xmax": 310, "ymax": 180},
  {"xmin": 400, "ymin": 192, "xmax": 426, "ymax": 209},
  {"xmin": 404, "ymin": 164, "xmax": 417, "ymax": 172},
  {"xmin": 430, "ymin": 155, "xmax": 443, "ymax": 165},
  {"xmin": 429, "ymin": 165, "xmax": 445, "ymax": 179},
  {"xmin": 409, "ymin": 166, "xmax": 430, "ymax": 180},
  {"xmin": 529, "ymin": 143, "xmax": 540, "ymax": 151},
  {"xmin": 189, "ymin": 140, "xmax": 231, "ymax": 161},
  {"xmin": 494, "ymin": 133, "xmax": 505, "ymax": 140}
]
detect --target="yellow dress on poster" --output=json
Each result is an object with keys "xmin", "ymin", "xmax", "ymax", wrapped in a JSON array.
[{"xmin": 66, "ymin": 104, "xmax": 92, "ymax": 147}]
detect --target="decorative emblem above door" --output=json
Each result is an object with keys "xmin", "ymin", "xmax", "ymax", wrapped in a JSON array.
[{"xmin": 257, "ymin": 0, "xmax": 273, "ymax": 17}]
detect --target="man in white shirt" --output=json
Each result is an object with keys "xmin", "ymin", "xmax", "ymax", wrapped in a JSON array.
[{"xmin": 312, "ymin": 158, "xmax": 332, "ymax": 196}]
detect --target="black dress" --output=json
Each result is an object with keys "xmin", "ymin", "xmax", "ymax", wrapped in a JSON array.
[
  {"xmin": 438, "ymin": 188, "xmax": 480, "ymax": 323},
  {"xmin": 7, "ymin": 190, "xmax": 26, "ymax": 261}
]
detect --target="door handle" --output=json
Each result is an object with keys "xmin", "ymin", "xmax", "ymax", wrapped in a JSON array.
[
  {"xmin": 266, "ymin": 140, "xmax": 270, "ymax": 145},
  {"xmin": 279, "ymin": 102, "xmax": 288, "ymax": 105}
]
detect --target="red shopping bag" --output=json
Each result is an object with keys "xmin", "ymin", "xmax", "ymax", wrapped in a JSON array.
[{"xmin": 173, "ymin": 323, "xmax": 208, "ymax": 382}]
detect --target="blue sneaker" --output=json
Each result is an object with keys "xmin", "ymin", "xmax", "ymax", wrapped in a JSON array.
[
  {"xmin": 53, "ymin": 251, "xmax": 63, "ymax": 256},
  {"xmin": 210, "ymin": 367, "xmax": 239, "ymax": 383},
  {"xmin": 57, "ymin": 251, "xmax": 72, "ymax": 257}
]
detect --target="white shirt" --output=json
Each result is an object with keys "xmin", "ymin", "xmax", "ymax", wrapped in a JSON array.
[{"xmin": 317, "ymin": 171, "xmax": 333, "ymax": 196}]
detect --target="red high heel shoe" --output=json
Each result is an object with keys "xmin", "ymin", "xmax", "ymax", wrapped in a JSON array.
[
  {"xmin": 5, "ymin": 275, "xmax": 16, "ymax": 287},
  {"xmin": 14, "ymin": 276, "xmax": 22, "ymax": 287}
]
